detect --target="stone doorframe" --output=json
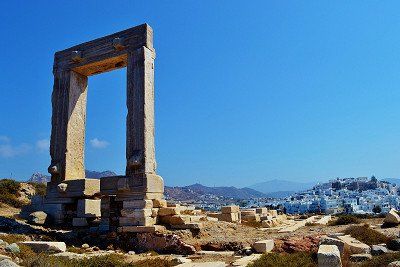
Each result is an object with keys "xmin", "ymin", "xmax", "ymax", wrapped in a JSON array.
[{"xmin": 47, "ymin": 24, "xmax": 163, "ymax": 201}]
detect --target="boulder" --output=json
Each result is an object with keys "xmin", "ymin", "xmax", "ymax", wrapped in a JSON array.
[
  {"xmin": 5, "ymin": 243, "xmax": 20, "ymax": 254},
  {"xmin": 349, "ymin": 253, "xmax": 372, "ymax": 262},
  {"xmin": 384, "ymin": 209, "xmax": 400, "ymax": 224},
  {"xmin": 252, "ymin": 239, "xmax": 274, "ymax": 253},
  {"xmin": 371, "ymin": 244, "xmax": 388, "ymax": 256},
  {"xmin": 28, "ymin": 211, "xmax": 47, "ymax": 225},
  {"xmin": 20, "ymin": 241, "xmax": 66, "ymax": 253},
  {"xmin": 0, "ymin": 259, "xmax": 20, "ymax": 267},
  {"xmin": 317, "ymin": 245, "xmax": 342, "ymax": 267}
]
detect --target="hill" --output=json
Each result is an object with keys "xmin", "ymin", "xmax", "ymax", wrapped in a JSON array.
[
  {"xmin": 165, "ymin": 183, "xmax": 266, "ymax": 201},
  {"xmin": 249, "ymin": 179, "xmax": 315, "ymax": 196}
]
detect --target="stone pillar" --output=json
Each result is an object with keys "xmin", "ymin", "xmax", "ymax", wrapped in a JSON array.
[
  {"xmin": 126, "ymin": 46, "xmax": 156, "ymax": 177},
  {"xmin": 120, "ymin": 46, "xmax": 164, "ymax": 201},
  {"xmin": 48, "ymin": 70, "xmax": 88, "ymax": 182}
]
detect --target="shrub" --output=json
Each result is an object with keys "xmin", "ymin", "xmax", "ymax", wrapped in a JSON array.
[
  {"xmin": 248, "ymin": 252, "xmax": 317, "ymax": 267},
  {"xmin": 0, "ymin": 179, "xmax": 24, "ymax": 208},
  {"xmin": 343, "ymin": 224, "xmax": 391, "ymax": 246},
  {"xmin": 28, "ymin": 182, "xmax": 47, "ymax": 196},
  {"xmin": 359, "ymin": 252, "xmax": 400, "ymax": 267},
  {"xmin": 328, "ymin": 214, "xmax": 361, "ymax": 226}
]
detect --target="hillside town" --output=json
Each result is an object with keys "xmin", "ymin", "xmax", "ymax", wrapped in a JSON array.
[{"xmin": 271, "ymin": 177, "xmax": 400, "ymax": 215}]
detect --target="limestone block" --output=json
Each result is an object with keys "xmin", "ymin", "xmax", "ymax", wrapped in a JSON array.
[
  {"xmin": 337, "ymin": 235, "xmax": 370, "ymax": 254},
  {"xmin": 318, "ymin": 245, "xmax": 342, "ymax": 267},
  {"xmin": 77, "ymin": 199, "xmax": 101, "ymax": 218},
  {"xmin": 20, "ymin": 241, "xmax": 66, "ymax": 253},
  {"xmin": 256, "ymin": 208, "xmax": 268, "ymax": 214},
  {"xmin": 167, "ymin": 203, "xmax": 180, "ymax": 208},
  {"xmin": 119, "ymin": 216, "xmax": 156, "ymax": 226},
  {"xmin": 221, "ymin": 205, "xmax": 240, "ymax": 214},
  {"xmin": 123, "ymin": 200, "xmax": 153, "ymax": 209},
  {"xmin": 217, "ymin": 212, "xmax": 240, "ymax": 222},
  {"xmin": 158, "ymin": 207, "xmax": 180, "ymax": 216},
  {"xmin": 121, "ymin": 208, "xmax": 152, "ymax": 217},
  {"xmin": 72, "ymin": 218, "xmax": 88, "ymax": 227},
  {"xmin": 160, "ymin": 215, "xmax": 191, "ymax": 225},
  {"xmin": 241, "ymin": 209, "xmax": 256, "ymax": 216},
  {"xmin": 252, "ymin": 240, "xmax": 274, "ymax": 253},
  {"xmin": 152, "ymin": 199, "xmax": 167, "ymax": 208},
  {"xmin": 320, "ymin": 236, "xmax": 346, "ymax": 254},
  {"xmin": 384, "ymin": 209, "xmax": 400, "ymax": 224}
]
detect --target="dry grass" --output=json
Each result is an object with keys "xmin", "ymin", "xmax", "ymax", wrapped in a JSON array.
[
  {"xmin": 248, "ymin": 252, "xmax": 317, "ymax": 267},
  {"xmin": 343, "ymin": 224, "xmax": 391, "ymax": 246}
]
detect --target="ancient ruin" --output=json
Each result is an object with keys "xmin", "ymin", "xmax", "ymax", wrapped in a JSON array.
[{"xmin": 44, "ymin": 24, "xmax": 166, "ymax": 232}]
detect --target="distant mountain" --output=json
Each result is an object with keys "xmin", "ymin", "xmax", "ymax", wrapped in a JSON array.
[
  {"xmin": 165, "ymin": 183, "xmax": 267, "ymax": 200},
  {"xmin": 85, "ymin": 170, "xmax": 116, "ymax": 179},
  {"xmin": 249, "ymin": 179, "xmax": 315, "ymax": 195},
  {"xmin": 28, "ymin": 173, "xmax": 50, "ymax": 184},
  {"xmin": 28, "ymin": 170, "xmax": 117, "ymax": 183}
]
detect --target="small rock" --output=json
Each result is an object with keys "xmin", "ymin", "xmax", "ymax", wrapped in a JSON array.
[
  {"xmin": 81, "ymin": 244, "xmax": 90, "ymax": 249},
  {"xmin": 243, "ymin": 247, "xmax": 253, "ymax": 256},
  {"xmin": 5, "ymin": 243, "xmax": 20, "ymax": 254},
  {"xmin": 0, "ymin": 259, "xmax": 20, "ymax": 267},
  {"xmin": 28, "ymin": 211, "xmax": 47, "ymax": 225},
  {"xmin": 128, "ymin": 251, "xmax": 135, "ymax": 255},
  {"xmin": 349, "ymin": 253, "xmax": 372, "ymax": 262},
  {"xmin": 388, "ymin": 261, "xmax": 400, "ymax": 267},
  {"xmin": 92, "ymin": 246, "xmax": 100, "ymax": 251},
  {"xmin": 371, "ymin": 245, "xmax": 388, "ymax": 256}
]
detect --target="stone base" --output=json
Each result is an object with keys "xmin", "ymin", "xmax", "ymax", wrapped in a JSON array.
[{"xmin": 46, "ymin": 178, "xmax": 100, "ymax": 199}]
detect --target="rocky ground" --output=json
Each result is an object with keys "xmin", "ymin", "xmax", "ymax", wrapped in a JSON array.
[{"xmin": 1, "ymin": 181, "xmax": 400, "ymax": 266}]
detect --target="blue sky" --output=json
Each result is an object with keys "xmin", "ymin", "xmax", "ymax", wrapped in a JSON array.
[{"xmin": 1, "ymin": 1, "xmax": 400, "ymax": 187}]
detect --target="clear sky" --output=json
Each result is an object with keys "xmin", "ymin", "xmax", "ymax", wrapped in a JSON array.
[{"xmin": 1, "ymin": 1, "xmax": 400, "ymax": 187}]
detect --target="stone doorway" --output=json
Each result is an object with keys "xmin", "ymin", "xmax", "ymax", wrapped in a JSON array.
[{"xmin": 44, "ymin": 24, "xmax": 165, "ymax": 231}]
